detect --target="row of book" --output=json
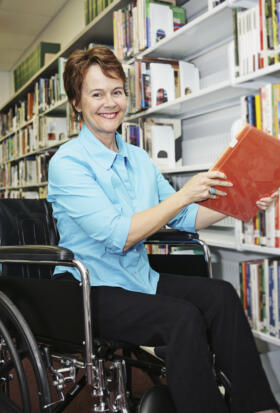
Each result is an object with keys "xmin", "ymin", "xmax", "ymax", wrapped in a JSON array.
[
  {"xmin": 125, "ymin": 58, "xmax": 199, "ymax": 114},
  {"xmin": 84, "ymin": 0, "xmax": 115, "ymax": 25},
  {"xmin": 1, "ymin": 41, "xmax": 109, "ymax": 139},
  {"xmin": 239, "ymin": 258, "xmax": 280, "ymax": 337},
  {"xmin": 0, "ymin": 151, "xmax": 55, "ymax": 189},
  {"xmin": 0, "ymin": 117, "xmax": 68, "ymax": 164},
  {"xmin": 113, "ymin": 0, "xmax": 186, "ymax": 61},
  {"xmin": 0, "ymin": 57, "xmax": 67, "ymax": 138},
  {"xmin": 241, "ymin": 192, "xmax": 280, "ymax": 248},
  {"xmin": 241, "ymin": 83, "xmax": 280, "ymax": 138},
  {"xmin": 13, "ymin": 42, "xmax": 61, "ymax": 92},
  {"xmin": 145, "ymin": 243, "xmax": 204, "ymax": 255},
  {"xmin": 122, "ymin": 117, "xmax": 182, "ymax": 169},
  {"xmin": 0, "ymin": 187, "xmax": 48, "ymax": 199},
  {"xmin": 234, "ymin": 1, "xmax": 280, "ymax": 78},
  {"xmin": 238, "ymin": 86, "xmax": 280, "ymax": 247}
]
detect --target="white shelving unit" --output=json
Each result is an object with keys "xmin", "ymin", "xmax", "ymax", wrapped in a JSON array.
[
  {"xmin": 126, "ymin": 80, "xmax": 252, "ymax": 120},
  {"xmin": 138, "ymin": 2, "xmax": 233, "ymax": 61}
]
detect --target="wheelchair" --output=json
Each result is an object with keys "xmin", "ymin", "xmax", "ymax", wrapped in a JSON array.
[{"xmin": 0, "ymin": 198, "xmax": 230, "ymax": 413}]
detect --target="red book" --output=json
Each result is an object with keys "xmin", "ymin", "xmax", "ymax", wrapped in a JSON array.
[{"xmin": 199, "ymin": 124, "xmax": 280, "ymax": 222}]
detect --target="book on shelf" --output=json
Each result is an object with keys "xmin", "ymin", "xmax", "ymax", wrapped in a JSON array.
[
  {"xmin": 179, "ymin": 61, "xmax": 200, "ymax": 96},
  {"xmin": 198, "ymin": 124, "xmax": 280, "ymax": 222},
  {"xmin": 150, "ymin": 61, "xmax": 175, "ymax": 106},
  {"xmin": 141, "ymin": 117, "xmax": 182, "ymax": 168},
  {"xmin": 124, "ymin": 58, "xmax": 200, "ymax": 114},
  {"xmin": 240, "ymin": 257, "xmax": 280, "ymax": 338},
  {"xmin": 113, "ymin": 0, "xmax": 186, "ymax": 60},
  {"xmin": 38, "ymin": 116, "xmax": 67, "ymax": 149},
  {"xmin": 146, "ymin": 123, "xmax": 176, "ymax": 168},
  {"xmin": 148, "ymin": 1, "xmax": 174, "ymax": 47},
  {"xmin": 234, "ymin": 1, "xmax": 280, "ymax": 78},
  {"xmin": 13, "ymin": 42, "xmax": 61, "ymax": 92},
  {"xmin": 122, "ymin": 122, "xmax": 143, "ymax": 148},
  {"xmin": 122, "ymin": 117, "xmax": 182, "ymax": 168}
]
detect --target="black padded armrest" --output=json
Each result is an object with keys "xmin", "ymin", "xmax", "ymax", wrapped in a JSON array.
[
  {"xmin": 146, "ymin": 229, "xmax": 198, "ymax": 244},
  {"xmin": 0, "ymin": 245, "xmax": 74, "ymax": 262}
]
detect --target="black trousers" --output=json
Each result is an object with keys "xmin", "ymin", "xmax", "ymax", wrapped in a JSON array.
[{"xmin": 61, "ymin": 272, "xmax": 278, "ymax": 413}]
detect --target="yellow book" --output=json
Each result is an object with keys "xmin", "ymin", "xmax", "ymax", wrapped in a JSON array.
[
  {"xmin": 273, "ymin": 83, "xmax": 280, "ymax": 139},
  {"xmin": 255, "ymin": 93, "xmax": 262, "ymax": 130},
  {"xmin": 271, "ymin": 0, "xmax": 279, "ymax": 63}
]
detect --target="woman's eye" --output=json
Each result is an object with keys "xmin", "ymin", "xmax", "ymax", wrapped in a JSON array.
[
  {"xmin": 114, "ymin": 90, "xmax": 122, "ymax": 96},
  {"xmin": 92, "ymin": 93, "xmax": 101, "ymax": 98}
]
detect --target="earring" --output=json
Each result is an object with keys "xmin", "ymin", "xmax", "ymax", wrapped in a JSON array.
[{"xmin": 77, "ymin": 112, "xmax": 81, "ymax": 121}]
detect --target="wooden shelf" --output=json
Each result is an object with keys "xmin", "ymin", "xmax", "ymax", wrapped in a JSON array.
[
  {"xmin": 5, "ymin": 137, "xmax": 70, "ymax": 164},
  {"xmin": 1, "ymin": 182, "xmax": 48, "ymax": 191}
]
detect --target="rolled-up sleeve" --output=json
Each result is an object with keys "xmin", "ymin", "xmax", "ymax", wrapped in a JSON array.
[
  {"xmin": 48, "ymin": 154, "xmax": 132, "ymax": 253},
  {"xmin": 154, "ymin": 165, "xmax": 199, "ymax": 233}
]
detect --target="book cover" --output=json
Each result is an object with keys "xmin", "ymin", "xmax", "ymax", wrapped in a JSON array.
[
  {"xmin": 198, "ymin": 124, "xmax": 280, "ymax": 222},
  {"xmin": 150, "ymin": 124, "xmax": 175, "ymax": 169},
  {"xmin": 179, "ymin": 61, "xmax": 200, "ymax": 97},
  {"xmin": 150, "ymin": 62, "xmax": 175, "ymax": 107},
  {"xmin": 149, "ymin": 1, "xmax": 173, "ymax": 47}
]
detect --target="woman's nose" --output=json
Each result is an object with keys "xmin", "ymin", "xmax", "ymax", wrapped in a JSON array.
[{"xmin": 104, "ymin": 94, "xmax": 116, "ymax": 106}]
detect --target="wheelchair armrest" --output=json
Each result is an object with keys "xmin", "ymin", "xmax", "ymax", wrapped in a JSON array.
[
  {"xmin": 0, "ymin": 245, "xmax": 74, "ymax": 262},
  {"xmin": 146, "ymin": 228, "xmax": 198, "ymax": 244}
]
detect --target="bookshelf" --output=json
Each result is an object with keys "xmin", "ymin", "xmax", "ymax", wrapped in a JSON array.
[
  {"xmin": 0, "ymin": 0, "xmax": 133, "ymax": 198},
  {"xmin": 138, "ymin": 2, "xmax": 233, "ymax": 60},
  {"xmin": 1, "ymin": 0, "xmax": 280, "ymax": 360}
]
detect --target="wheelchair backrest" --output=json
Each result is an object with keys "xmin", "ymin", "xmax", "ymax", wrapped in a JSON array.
[{"xmin": 0, "ymin": 199, "xmax": 59, "ymax": 279}]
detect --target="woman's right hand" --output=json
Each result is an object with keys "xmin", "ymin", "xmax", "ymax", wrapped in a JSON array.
[{"xmin": 179, "ymin": 170, "xmax": 233, "ymax": 205}]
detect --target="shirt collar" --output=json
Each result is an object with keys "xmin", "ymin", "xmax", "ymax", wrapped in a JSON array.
[{"xmin": 79, "ymin": 124, "xmax": 128, "ymax": 170}]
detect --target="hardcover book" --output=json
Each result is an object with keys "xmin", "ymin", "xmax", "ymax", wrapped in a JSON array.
[{"xmin": 199, "ymin": 124, "xmax": 280, "ymax": 222}]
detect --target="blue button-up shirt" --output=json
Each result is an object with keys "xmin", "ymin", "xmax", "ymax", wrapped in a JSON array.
[{"xmin": 47, "ymin": 124, "xmax": 199, "ymax": 294}]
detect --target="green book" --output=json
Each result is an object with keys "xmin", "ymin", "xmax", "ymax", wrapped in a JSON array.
[
  {"xmin": 84, "ymin": 0, "xmax": 89, "ymax": 24},
  {"xmin": 169, "ymin": 5, "xmax": 186, "ymax": 31}
]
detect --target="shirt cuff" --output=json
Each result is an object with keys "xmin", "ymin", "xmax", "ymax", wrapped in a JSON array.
[
  {"xmin": 184, "ymin": 203, "xmax": 199, "ymax": 233},
  {"xmin": 106, "ymin": 214, "xmax": 132, "ymax": 253}
]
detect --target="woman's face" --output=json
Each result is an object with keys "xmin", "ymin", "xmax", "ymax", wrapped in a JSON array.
[{"xmin": 75, "ymin": 64, "xmax": 127, "ymax": 142}]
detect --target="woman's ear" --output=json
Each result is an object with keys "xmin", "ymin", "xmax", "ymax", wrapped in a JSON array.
[{"xmin": 72, "ymin": 99, "xmax": 81, "ymax": 113}]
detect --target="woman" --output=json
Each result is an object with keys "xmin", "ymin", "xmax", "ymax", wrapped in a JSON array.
[{"xmin": 47, "ymin": 45, "xmax": 279, "ymax": 413}]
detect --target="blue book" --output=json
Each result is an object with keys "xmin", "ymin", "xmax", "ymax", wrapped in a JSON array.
[{"xmin": 246, "ymin": 95, "xmax": 256, "ymax": 126}]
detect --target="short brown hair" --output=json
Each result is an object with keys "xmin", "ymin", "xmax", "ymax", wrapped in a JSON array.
[{"xmin": 63, "ymin": 46, "xmax": 126, "ymax": 118}]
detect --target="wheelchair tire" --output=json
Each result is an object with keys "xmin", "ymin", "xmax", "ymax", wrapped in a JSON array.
[
  {"xmin": 0, "ymin": 291, "xmax": 52, "ymax": 413},
  {"xmin": 137, "ymin": 384, "xmax": 176, "ymax": 413}
]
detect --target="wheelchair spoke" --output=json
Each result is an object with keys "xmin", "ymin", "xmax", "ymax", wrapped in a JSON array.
[
  {"xmin": 0, "ymin": 320, "xmax": 31, "ymax": 413},
  {"xmin": 0, "ymin": 292, "xmax": 52, "ymax": 413}
]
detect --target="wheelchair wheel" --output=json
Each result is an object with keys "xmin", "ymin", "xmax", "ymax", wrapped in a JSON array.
[
  {"xmin": 138, "ymin": 384, "xmax": 176, "ymax": 413},
  {"xmin": 0, "ymin": 291, "xmax": 52, "ymax": 413}
]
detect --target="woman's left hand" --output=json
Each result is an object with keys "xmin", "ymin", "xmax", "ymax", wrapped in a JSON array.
[{"xmin": 256, "ymin": 191, "xmax": 278, "ymax": 210}]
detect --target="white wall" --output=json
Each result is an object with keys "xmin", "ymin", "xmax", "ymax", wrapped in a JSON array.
[
  {"xmin": 10, "ymin": 0, "xmax": 85, "ymax": 72},
  {"xmin": 0, "ymin": 0, "xmax": 85, "ymax": 105},
  {"xmin": 0, "ymin": 71, "xmax": 12, "ymax": 107}
]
